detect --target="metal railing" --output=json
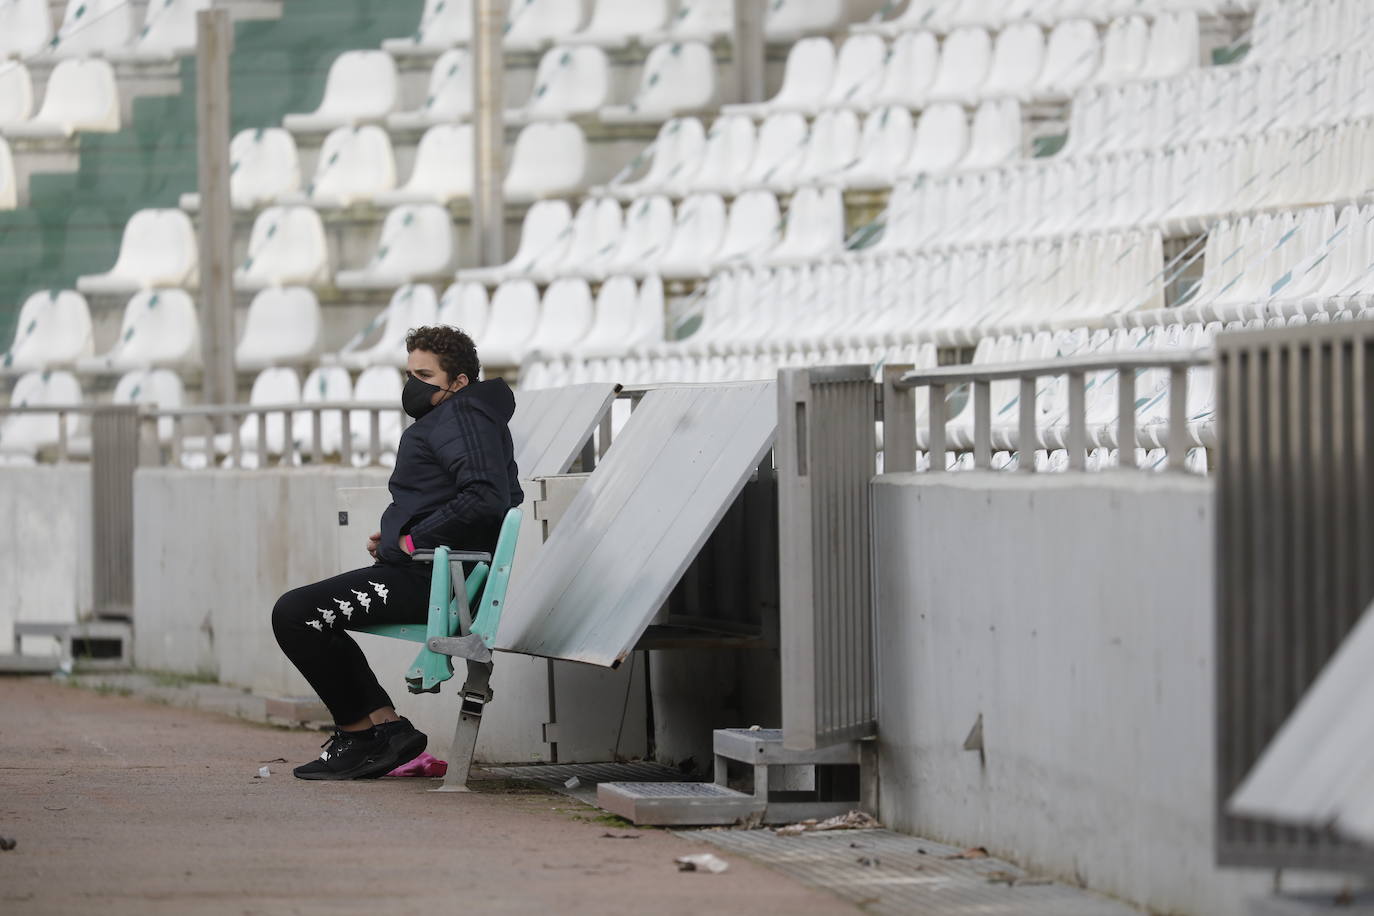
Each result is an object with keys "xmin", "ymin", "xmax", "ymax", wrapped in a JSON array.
[{"xmin": 884, "ymin": 349, "xmax": 1216, "ymax": 472}]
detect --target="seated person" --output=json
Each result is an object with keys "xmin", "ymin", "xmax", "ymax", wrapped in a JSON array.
[{"xmin": 272, "ymin": 326, "xmax": 523, "ymax": 780}]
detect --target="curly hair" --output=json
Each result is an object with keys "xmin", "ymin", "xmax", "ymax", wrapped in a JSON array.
[{"xmin": 405, "ymin": 325, "xmax": 481, "ymax": 384}]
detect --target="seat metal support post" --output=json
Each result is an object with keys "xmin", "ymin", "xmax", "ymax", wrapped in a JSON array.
[
  {"xmin": 195, "ymin": 9, "xmax": 236, "ymax": 412},
  {"xmin": 472, "ymin": 0, "xmax": 506, "ymax": 266},
  {"xmin": 1018, "ymin": 376, "xmax": 1037, "ymax": 473},
  {"xmin": 881, "ymin": 364, "xmax": 916, "ymax": 473},
  {"xmin": 432, "ymin": 660, "xmax": 493, "ymax": 793},
  {"xmin": 1167, "ymin": 364, "xmax": 1190, "ymax": 471}
]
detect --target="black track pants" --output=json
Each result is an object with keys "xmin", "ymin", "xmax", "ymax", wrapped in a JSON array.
[{"xmin": 271, "ymin": 563, "xmax": 432, "ymax": 725}]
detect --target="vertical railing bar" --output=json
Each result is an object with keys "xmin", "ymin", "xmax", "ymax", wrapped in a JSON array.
[
  {"xmin": 341, "ymin": 407, "xmax": 354, "ymax": 467},
  {"xmin": 369, "ymin": 409, "xmax": 382, "ymax": 467},
  {"xmin": 282, "ymin": 407, "xmax": 294, "ymax": 467},
  {"xmin": 1018, "ymin": 377, "xmax": 1037, "ymax": 473},
  {"xmin": 928, "ymin": 382, "xmax": 946, "ymax": 472},
  {"xmin": 312, "ymin": 407, "xmax": 324, "ymax": 464},
  {"xmin": 171, "ymin": 414, "xmax": 182, "ymax": 467},
  {"xmin": 256, "ymin": 410, "xmax": 268, "ymax": 468},
  {"xmin": 1068, "ymin": 369, "xmax": 1087, "ymax": 471},
  {"xmin": 1118, "ymin": 364, "xmax": 1137, "ymax": 468},
  {"xmin": 230, "ymin": 412, "xmax": 242, "ymax": 468},
  {"xmin": 973, "ymin": 379, "xmax": 991, "ymax": 469},
  {"xmin": 56, "ymin": 410, "xmax": 68, "ymax": 463},
  {"xmin": 1168, "ymin": 365, "xmax": 1190, "ymax": 471}
]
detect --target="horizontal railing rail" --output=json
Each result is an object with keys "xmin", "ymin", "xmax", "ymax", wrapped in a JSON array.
[{"xmin": 887, "ymin": 349, "xmax": 1216, "ymax": 472}]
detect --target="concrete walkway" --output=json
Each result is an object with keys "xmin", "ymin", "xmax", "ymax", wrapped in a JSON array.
[{"xmin": 0, "ymin": 676, "xmax": 854, "ymax": 915}]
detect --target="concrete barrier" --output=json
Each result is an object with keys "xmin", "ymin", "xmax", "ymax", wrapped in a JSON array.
[
  {"xmin": 869, "ymin": 471, "xmax": 1298, "ymax": 916},
  {"xmin": 0, "ymin": 466, "xmax": 92, "ymax": 655}
]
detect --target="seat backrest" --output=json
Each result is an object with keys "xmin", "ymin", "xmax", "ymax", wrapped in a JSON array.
[
  {"xmin": 51, "ymin": 0, "xmax": 134, "ymax": 56},
  {"xmin": 504, "ymin": 120, "xmax": 587, "ymax": 198},
  {"xmin": 718, "ymin": 190, "xmax": 781, "ymax": 262},
  {"xmin": 560, "ymin": 197, "xmax": 623, "ymax": 268},
  {"xmin": 765, "ymin": 0, "xmax": 846, "ymax": 36},
  {"xmin": 744, "ymin": 112, "xmax": 808, "ymax": 185},
  {"xmin": 294, "ymin": 365, "xmax": 353, "ymax": 453},
  {"xmin": 623, "ymin": 117, "xmax": 705, "ymax": 191},
  {"xmin": 962, "ymin": 99, "xmax": 1021, "ymax": 169},
  {"xmin": 312, "ymin": 50, "xmax": 398, "ymax": 120},
  {"xmin": 661, "ymin": 192, "xmax": 728, "ymax": 263},
  {"xmin": 421, "ymin": 48, "xmax": 474, "ymax": 120},
  {"xmin": 1094, "ymin": 15, "xmax": 1147, "ymax": 85},
  {"xmin": 414, "ymin": 0, "xmax": 473, "ymax": 45},
  {"xmin": 582, "ymin": 0, "xmax": 670, "ymax": 36},
  {"xmin": 3, "ymin": 289, "xmax": 93, "ymax": 370},
  {"xmin": 876, "ymin": 30, "xmax": 937, "ymax": 106},
  {"xmin": 798, "ymin": 107, "xmax": 860, "ymax": 181},
  {"xmin": 107, "ymin": 208, "xmax": 199, "ymax": 286},
  {"xmin": 469, "ymin": 507, "xmax": 524, "ymax": 645},
  {"xmin": 109, "ymin": 289, "xmax": 200, "ymax": 365},
  {"xmin": 1141, "ymin": 11, "xmax": 1198, "ymax": 81},
  {"xmin": 684, "ymin": 114, "xmax": 755, "ymax": 191},
  {"xmin": 438, "ymin": 281, "xmax": 490, "ymax": 340},
  {"xmin": 135, "ymin": 0, "xmax": 211, "ymax": 55},
  {"xmin": 768, "ymin": 36, "xmax": 836, "ymax": 110},
  {"xmin": 505, "ymin": 0, "xmax": 586, "ymax": 44},
  {"xmin": 584, "ymin": 274, "xmax": 639, "ymax": 343},
  {"xmin": 628, "ymin": 41, "xmax": 716, "ymax": 113},
  {"xmin": 240, "ymin": 205, "xmax": 329, "ymax": 285},
  {"xmin": 853, "ymin": 104, "xmax": 914, "ymax": 173},
  {"xmin": 364, "ymin": 205, "xmax": 455, "ymax": 277},
  {"xmin": 113, "ymin": 368, "xmax": 184, "ymax": 441},
  {"xmin": 229, "ymin": 127, "xmax": 301, "ymax": 206},
  {"xmin": 508, "ymin": 199, "xmax": 574, "ymax": 270},
  {"xmin": 0, "ymin": 136, "xmax": 14, "ymax": 210},
  {"xmin": 666, "ymin": 0, "xmax": 732, "ymax": 38},
  {"xmin": 928, "ymin": 26, "xmax": 991, "ymax": 99},
  {"xmin": 529, "ymin": 277, "xmax": 594, "ymax": 349},
  {"xmin": 0, "ymin": 370, "xmax": 82, "ymax": 453},
  {"xmin": 310, "ymin": 125, "xmax": 396, "ymax": 201},
  {"xmin": 235, "ymin": 286, "xmax": 322, "ymax": 367},
  {"xmin": 907, "ymin": 102, "xmax": 969, "ymax": 173},
  {"xmin": 240, "ymin": 367, "xmax": 303, "ymax": 451},
  {"xmin": 1039, "ymin": 18, "xmax": 1100, "ymax": 93},
  {"xmin": 608, "ymin": 195, "xmax": 674, "ymax": 267},
  {"xmin": 0, "ymin": 62, "xmax": 34, "ymax": 124},
  {"xmin": 982, "ymin": 21, "xmax": 1045, "ymax": 95},
  {"xmin": 35, "ymin": 58, "xmax": 119, "ymax": 130},
  {"xmin": 405, "ymin": 123, "xmax": 475, "ymax": 198},
  {"xmin": 824, "ymin": 34, "xmax": 888, "ymax": 108},
  {"xmin": 482, "ymin": 279, "xmax": 542, "ymax": 348},
  {"xmin": 524, "ymin": 45, "xmax": 610, "ymax": 117},
  {"xmin": 0, "ymin": 0, "xmax": 51, "ymax": 58}
]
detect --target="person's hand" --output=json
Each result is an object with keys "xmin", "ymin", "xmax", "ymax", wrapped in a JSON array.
[
  {"xmin": 398, "ymin": 535, "xmax": 414, "ymax": 556},
  {"xmin": 367, "ymin": 531, "xmax": 381, "ymax": 559}
]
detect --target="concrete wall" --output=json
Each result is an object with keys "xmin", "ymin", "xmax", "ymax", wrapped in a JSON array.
[
  {"xmin": 0, "ymin": 466, "xmax": 92, "ymax": 655},
  {"xmin": 870, "ymin": 471, "xmax": 1299, "ymax": 916}
]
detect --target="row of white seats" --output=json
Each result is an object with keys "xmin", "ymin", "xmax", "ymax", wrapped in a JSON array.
[
  {"xmin": 736, "ymin": 16, "xmax": 1195, "ymax": 119},
  {"xmin": 328, "ymin": 274, "xmax": 664, "ymax": 370},
  {"xmin": 383, "ymin": 0, "xmax": 873, "ymax": 55},
  {"xmin": 282, "ymin": 42, "xmax": 716, "ymax": 134},
  {"xmin": 877, "ymin": 116, "xmax": 1374, "ymax": 250},
  {"xmin": 674, "ymin": 230, "xmax": 1164, "ymax": 354},
  {"xmin": 1250, "ymin": 0, "xmax": 1374, "ymax": 63},
  {"xmin": 0, "ymin": 58, "xmax": 120, "ymax": 136},
  {"xmin": 0, "ymin": 0, "xmax": 209, "ymax": 62},
  {"xmin": 0, "ymin": 368, "xmax": 183, "ymax": 462},
  {"xmin": 602, "ymin": 102, "xmax": 1020, "ymax": 198},
  {"xmin": 853, "ymin": 0, "xmax": 1237, "ymax": 35},
  {"xmin": 1067, "ymin": 50, "xmax": 1374, "ymax": 157}
]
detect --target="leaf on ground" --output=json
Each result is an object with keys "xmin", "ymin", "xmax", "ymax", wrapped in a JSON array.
[{"xmin": 945, "ymin": 846, "xmax": 989, "ymax": 860}]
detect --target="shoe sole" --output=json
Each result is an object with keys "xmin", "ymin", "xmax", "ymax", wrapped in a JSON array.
[{"xmin": 294, "ymin": 731, "xmax": 428, "ymax": 781}]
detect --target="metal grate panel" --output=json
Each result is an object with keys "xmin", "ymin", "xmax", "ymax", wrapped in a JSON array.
[{"xmin": 91, "ymin": 406, "xmax": 140, "ymax": 617}]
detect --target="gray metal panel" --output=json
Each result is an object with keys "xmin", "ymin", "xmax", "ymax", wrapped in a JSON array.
[
  {"xmin": 91, "ymin": 406, "xmax": 140, "ymax": 617},
  {"xmin": 778, "ymin": 367, "xmax": 878, "ymax": 750},
  {"xmin": 713, "ymin": 728, "xmax": 861, "ymax": 766},
  {"xmin": 495, "ymin": 383, "xmax": 777, "ymax": 666},
  {"xmin": 1229, "ymin": 599, "xmax": 1374, "ymax": 843},
  {"xmin": 510, "ymin": 384, "xmax": 617, "ymax": 478},
  {"xmin": 1215, "ymin": 319, "xmax": 1374, "ymax": 871},
  {"xmin": 597, "ymin": 781, "xmax": 765, "ymax": 826}
]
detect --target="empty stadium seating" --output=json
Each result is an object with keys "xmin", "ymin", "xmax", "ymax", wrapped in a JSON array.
[
  {"xmin": 235, "ymin": 286, "xmax": 323, "ymax": 371},
  {"xmin": 107, "ymin": 0, "xmax": 212, "ymax": 62},
  {"xmin": 507, "ymin": 45, "xmax": 610, "ymax": 124},
  {"xmin": 234, "ymin": 206, "xmax": 330, "ymax": 290},
  {"xmin": 386, "ymin": 49, "xmax": 472, "ymax": 129},
  {"xmin": 0, "ymin": 0, "xmax": 51, "ymax": 59},
  {"xmin": 1, "ymin": 289, "xmax": 93, "ymax": 372},
  {"xmin": 503, "ymin": 0, "xmax": 587, "ymax": 52},
  {"xmin": 383, "ymin": 0, "xmax": 472, "ymax": 54},
  {"xmin": 330, "ymin": 282, "xmax": 440, "ymax": 368},
  {"xmin": 282, "ymin": 50, "xmax": 399, "ymax": 133},
  {"xmin": 566, "ymin": 0, "xmax": 672, "ymax": 48},
  {"xmin": 279, "ymin": 125, "xmax": 396, "ymax": 208},
  {"xmin": 76, "ymin": 289, "xmax": 201, "ymax": 373},
  {"xmin": 600, "ymin": 41, "xmax": 717, "ymax": 124},
  {"xmin": 45, "ymin": 0, "xmax": 134, "ymax": 58},
  {"xmin": 503, "ymin": 120, "xmax": 588, "ymax": 202},
  {"xmin": 335, "ymin": 204, "xmax": 456, "ymax": 289},
  {"xmin": 0, "ymin": 58, "xmax": 119, "ymax": 136},
  {"xmin": 77, "ymin": 209, "xmax": 199, "ymax": 294},
  {"xmin": 457, "ymin": 199, "xmax": 572, "ymax": 286},
  {"xmin": 376, "ymin": 123, "xmax": 473, "ymax": 205},
  {"xmin": 180, "ymin": 128, "xmax": 303, "ymax": 211},
  {"xmin": 0, "ymin": 370, "xmax": 82, "ymax": 463},
  {"xmin": 0, "ymin": 62, "xmax": 34, "ymax": 124}
]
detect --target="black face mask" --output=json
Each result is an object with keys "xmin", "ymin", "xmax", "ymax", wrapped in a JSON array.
[{"xmin": 402, "ymin": 375, "xmax": 453, "ymax": 420}]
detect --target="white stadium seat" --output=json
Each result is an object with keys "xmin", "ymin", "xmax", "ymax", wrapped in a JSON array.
[
  {"xmin": 1140, "ymin": 11, "xmax": 1199, "ymax": 81},
  {"xmin": 0, "ymin": 62, "xmax": 33, "ymax": 125},
  {"xmin": 0, "ymin": 0, "xmax": 50, "ymax": 59},
  {"xmin": 508, "ymin": 45, "xmax": 611, "ymax": 124},
  {"xmin": 111, "ymin": 368, "xmax": 184, "ymax": 442},
  {"xmin": 900, "ymin": 103, "xmax": 968, "ymax": 178},
  {"xmin": 645, "ymin": 0, "xmax": 732, "ymax": 44},
  {"xmin": 235, "ymin": 286, "xmax": 322, "ymax": 371},
  {"xmin": 383, "ymin": 0, "xmax": 473, "ymax": 54},
  {"xmin": 348, "ymin": 367, "xmax": 405, "ymax": 462},
  {"xmin": 77, "ymin": 208, "xmax": 198, "ymax": 294},
  {"xmin": 723, "ymin": 37, "xmax": 836, "ymax": 119},
  {"xmin": 386, "ymin": 49, "xmax": 473, "ymax": 130},
  {"xmin": 293, "ymin": 366, "xmax": 353, "ymax": 457},
  {"xmin": 0, "ymin": 136, "xmax": 14, "ymax": 209},
  {"xmin": 732, "ymin": 112, "xmax": 808, "ymax": 194},
  {"xmin": 634, "ymin": 274, "xmax": 665, "ymax": 344},
  {"xmin": 479, "ymin": 279, "xmax": 542, "ymax": 366},
  {"xmin": 0, "ymin": 370, "xmax": 82, "ymax": 462},
  {"xmin": 45, "ymin": 0, "xmax": 134, "ymax": 58},
  {"xmin": 282, "ymin": 51, "xmax": 399, "ymax": 133},
  {"xmin": 597, "ymin": 117, "xmax": 707, "ymax": 201},
  {"xmin": 780, "ymin": 107, "xmax": 860, "ymax": 190},
  {"xmin": 822, "ymin": 34, "xmax": 888, "ymax": 111},
  {"xmin": 766, "ymin": 0, "xmax": 849, "ymax": 41},
  {"xmin": 714, "ymin": 190, "xmax": 783, "ymax": 269},
  {"xmin": 376, "ymin": 123, "xmax": 474, "ymax": 205},
  {"xmin": 980, "ymin": 22, "xmax": 1045, "ymax": 101},
  {"xmin": 525, "ymin": 277, "xmax": 594, "ymax": 354},
  {"xmin": 0, "ymin": 58, "xmax": 119, "ymax": 136},
  {"xmin": 457, "ymin": 199, "xmax": 573, "ymax": 285},
  {"xmin": 75, "ymin": 289, "xmax": 200, "ymax": 373},
  {"xmin": 677, "ymin": 114, "xmax": 756, "ymax": 196},
  {"xmin": 1, "ymin": 289, "xmax": 93, "ymax": 372},
  {"xmin": 280, "ymin": 125, "xmax": 395, "ymax": 208},
  {"xmin": 333, "ymin": 283, "xmax": 440, "ymax": 369},
  {"xmin": 234, "ymin": 205, "xmax": 330, "ymax": 290},
  {"xmin": 873, "ymin": 31, "xmax": 938, "ymax": 109},
  {"xmin": 599, "ymin": 41, "xmax": 717, "ymax": 124},
  {"xmin": 503, "ymin": 0, "xmax": 586, "ymax": 52},
  {"xmin": 762, "ymin": 185, "xmax": 844, "ymax": 267},
  {"xmin": 503, "ymin": 120, "xmax": 588, "ymax": 202},
  {"xmin": 655, "ymin": 192, "xmax": 729, "ymax": 279},
  {"xmin": 437, "ymin": 281, "xmax": 490, "ymax": 340},
  {"xmin": 575, "ymin": 195, "xmax": 672, "ymax": 281},
  {"xmin": 107, "ymin": 0, "xmax": 212, "ymax": 62},
  {"xmin": 536, "ymin": 197, "xmax": 623, "ymax": 282},
  {"xmin": 961, "ymin": 99, "xmax": 1021, "ymax": 171},
  {"xmin": 335, "ymin": 204, "xmax": 456, "ymax": 290},
  {"xmin": 1092, "ymin": 16, "xmax": 1148, "ymax": 87},
  {"xmin": 235, "ymin": 367, "xmax": 302, "ymax": 462},
  {"xmin": 572, "ymin": 275, "xmax": 650, "ymax": 358},
  {"xmin": 838, "ymin": 106, "xmax": 914, "ymax": 190},
  {"xmin": 924, "ymin": 27, "xmax": 992, "ymax": 105},
  {"xmin": 1035, "ymin": 19, "xmax": 1101, "ymax": 100},
  {"xmin": 568, "ymin": 0, "xmax": 672, "ymax": 48},
  {"xmin": 181, "ymin": 127, "xmax": 302, "ymax": 211}
]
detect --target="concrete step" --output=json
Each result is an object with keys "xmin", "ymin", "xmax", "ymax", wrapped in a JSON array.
[{"xmin": 14, "ymin": 620, "xmax": 132, "ymax": 670}]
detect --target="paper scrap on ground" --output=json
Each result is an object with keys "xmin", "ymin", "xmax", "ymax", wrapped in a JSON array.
[
  {"xmin": 774, "ymin": 810, "xmax": 880, "ymax": 837},
  {"xmin": 675, "ymin": 853, "xmax": 729, "ymax": 874}
]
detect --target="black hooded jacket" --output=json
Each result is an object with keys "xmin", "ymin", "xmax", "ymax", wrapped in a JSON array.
[{"xmin": 376, "ymin": 378, "xmax": 524, "ymax": 566}]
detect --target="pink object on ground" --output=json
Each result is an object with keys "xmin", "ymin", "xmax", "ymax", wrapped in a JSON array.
[{"xmin": 386, "ymin": 751, "xmax": 448, "ymax": 777}]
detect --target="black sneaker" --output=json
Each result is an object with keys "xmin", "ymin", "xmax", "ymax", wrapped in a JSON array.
[
  {"xmin": 370, "ymin": 717, "xmax": 428, "ymax": 777},
  {"xmin": 293, "ymin": 727, "xmax": 394, "ymax": 781}
]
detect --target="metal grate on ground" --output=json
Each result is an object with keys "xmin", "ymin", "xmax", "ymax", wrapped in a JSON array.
[
  {"xmin": 687, "ymin": 828, "xmax": 1143, "ymax": 916},
  {"xmin": 479, "ymin": 761, "xmax": 688, "ymax": 806}
]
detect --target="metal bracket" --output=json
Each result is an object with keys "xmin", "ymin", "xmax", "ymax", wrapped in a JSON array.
[{"xmin": 428, "ymin": 633, "xmax": 493, "ymax": 663}]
